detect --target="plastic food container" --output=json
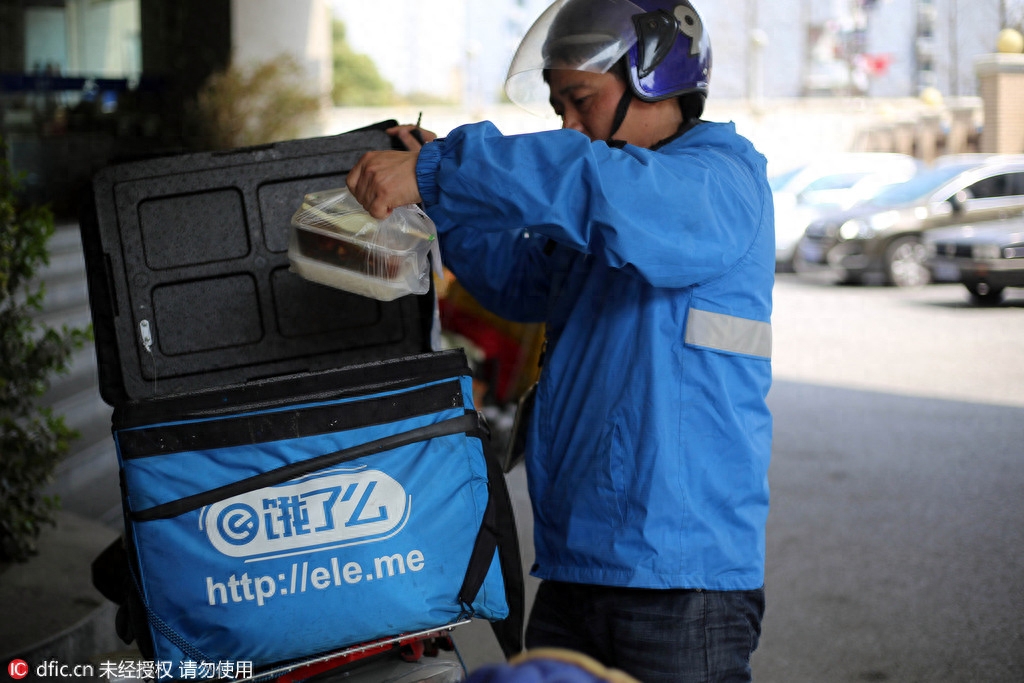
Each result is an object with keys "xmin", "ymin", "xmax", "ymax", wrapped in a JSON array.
[{"xmin": 288, "ymin": 188, "xmax": 438, "ymax": 301}]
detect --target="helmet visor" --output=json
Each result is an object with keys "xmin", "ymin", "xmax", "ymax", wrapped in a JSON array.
[{"xmin": 505, "ymin": 0, "xmax": 644, "ymax": 116}]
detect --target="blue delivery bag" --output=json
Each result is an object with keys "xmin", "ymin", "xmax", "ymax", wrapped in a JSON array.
[{"xmin": 113, "ymin": 363, "xmax": 516, "ymax": 672}]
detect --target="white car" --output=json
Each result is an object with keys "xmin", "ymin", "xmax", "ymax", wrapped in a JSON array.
[{"xmin": 771, "ymin": 153, "xmax": 922, "ymax": 271}]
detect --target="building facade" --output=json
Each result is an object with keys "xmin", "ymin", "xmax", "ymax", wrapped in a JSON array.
[
  {"xmin": 332, "ymin": 0, "xmax": 1008, "ymax": 102},
  {"xmin": 698, "ymin": 0, "xmax": 1005, "ymax": 101}
]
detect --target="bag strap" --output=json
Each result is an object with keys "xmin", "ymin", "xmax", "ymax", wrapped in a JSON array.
[
  {"xmin": 458, "ymin": 412, "xmax": 525, "ymax": 658},
  {"xmin": 132, "ymin": 413, "xmax": 479, "ymax": 521},
  {"xmin": 456, "ymin": 480, "xmax": 499, "ymax": 611}
]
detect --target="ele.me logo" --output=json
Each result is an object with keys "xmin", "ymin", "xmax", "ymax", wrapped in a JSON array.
[{"xmin": 201, "ymin": 468, "xmax": 410, "ymax": 560}]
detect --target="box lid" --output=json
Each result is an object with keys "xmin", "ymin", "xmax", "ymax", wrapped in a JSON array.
[{"xmin": 81, "ymin": 121, "xmax": 438, "ymax": 406}]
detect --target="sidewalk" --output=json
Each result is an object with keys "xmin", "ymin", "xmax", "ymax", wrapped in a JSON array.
[{"xmin": 0, "ymin": 511, "xmax": 123, "ymax": 668}]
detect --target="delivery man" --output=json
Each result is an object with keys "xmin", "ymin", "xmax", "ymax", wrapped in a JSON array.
[{"xmin": 348, "ymin": 1, "xmax": 774, "ymax": 680}]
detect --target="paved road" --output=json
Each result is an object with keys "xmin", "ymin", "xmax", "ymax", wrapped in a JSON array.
[
  {"xmin": 756, "ymin": 276, "xmax": 1024, "ymax": 683},
  {"xmin": 457, "ymin": 276, "xmax": 1024, "ymax": 681}
]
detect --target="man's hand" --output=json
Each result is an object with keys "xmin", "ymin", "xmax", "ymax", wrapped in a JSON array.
[
  {"xmin": 346, "ymin": 150, "xmax": 421, "ymax": 219},
  {"xmin": 387, "ymin": 123, "xmax": 437, "ymax": 151},
  {"xmin": 346, "ymin": 124, "xmax": 437, "ymax": 219}
]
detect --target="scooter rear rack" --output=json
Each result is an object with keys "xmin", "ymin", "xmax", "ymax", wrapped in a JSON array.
[{"xmin": 236, "ymin": 620, "xmax": 470, "ymax": 682}]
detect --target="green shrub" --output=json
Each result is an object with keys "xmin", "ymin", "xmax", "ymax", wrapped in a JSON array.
[
  {"xmin": 0, "ymin": 138, "xmax": 91, "ymax": 564},
  {"xmin": 331, "ymin": 19, "xmax": 397, "ymax": 106}
]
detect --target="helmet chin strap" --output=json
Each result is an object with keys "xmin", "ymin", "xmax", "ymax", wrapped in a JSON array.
[{"xmin": 606, "ymin": 87, "xmax": 633, "ymax": 144}]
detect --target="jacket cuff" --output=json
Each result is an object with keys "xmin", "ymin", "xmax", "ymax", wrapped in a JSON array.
[{"xmin": 415, "ymin": 140, "xmax": 443, "ymax": 208}]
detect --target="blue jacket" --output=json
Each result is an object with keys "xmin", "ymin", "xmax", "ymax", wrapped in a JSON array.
[{"xmin": 416, "ymin": 120, "xmax": 774, "ymax": 590}]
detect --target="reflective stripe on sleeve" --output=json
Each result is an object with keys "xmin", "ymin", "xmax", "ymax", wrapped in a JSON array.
[{"xmin": 684, "ymin": 308, "xmax": 772, "ymax": 359}]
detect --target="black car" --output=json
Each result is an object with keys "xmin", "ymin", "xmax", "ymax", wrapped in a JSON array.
[
  {"xmin": 796, "ymin": 155, "xmax": 1024, "ymax": 286},
  {"xmin": 926, "ymin": 214, "xmax": 1024, "ymax": 304}
]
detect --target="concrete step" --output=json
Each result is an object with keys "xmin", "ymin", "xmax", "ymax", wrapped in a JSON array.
[
  {"xmin": 45, "ymin": 436, "xmax": 122, "ymax": 532},
  {"xmin": 34, "ymin": 301, "xmax": 94, "ymax": 335},
  {"xmin": 35, "ymin": 274, "xmax": 90, "ymax": 317},
  {"xmin": 0, "ymin": 511, "xmax": 122, "ymax": 662},
  {"xmin": 23, "ymin": 221, "xmax": 122, "ymax": 532},
  {"xmin": 36, "ymin": 253, "xmax": 87, "ymax": 288},
  {"xmin": 47, "ymin": 223, "xmax": 85, "ymax": 255},
  {"xmin": 52, "ymin": 377, "xmax": 113, "ymax": 436},
  {"xmin": 42, "ymin": 345, "xmax": 101, "ymax": 408},
  {"xmin": 37, "ymin": 237, "xmax": 85, "ymax": 277},
  {"xmin": 27, "ymin": 220, "xmax": 92, "ymax": 326},
  {"xmin": 33, "ymin": 223, "xmax": 88, "ymax": 304}
]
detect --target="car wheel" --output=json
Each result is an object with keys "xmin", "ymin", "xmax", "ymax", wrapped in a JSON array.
[
  {"xmin": 965, "ymin": 282, "xmax": 1005, "ymax": 305},
  {"xmin": 885, "ymin": 236, "xmax": 931, "ymax": 287},
  {"xmin": 836, "ymin": 271, "xmax": 863, "ymax": 286},
  {"xmin": 791, "ymin": 246, "xmax": 813, "ymax": 276},
  {"xmin": 775, "ymin": 256, "xmax": 795, "ymax": 274}
]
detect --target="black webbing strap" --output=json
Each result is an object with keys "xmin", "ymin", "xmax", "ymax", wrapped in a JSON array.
[
  {"xmin": 456, "ymin": 481, "xmax": 500, "ymax": 612},
  {"xmin": 457, "ymin": 415, "xmax": 525, "ymax": 658},
  {"xmin": 131, "ymin": 413, "xmax": 479, "ymax": 522}
]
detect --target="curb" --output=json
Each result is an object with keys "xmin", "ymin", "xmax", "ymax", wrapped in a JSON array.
[
  {"xmin": 3, "ymin": 602, "xmax": 122, "ymax": 675},
  {"xmin": 0, "ymin": 511, "xmax": 122, "ymax": 676}
]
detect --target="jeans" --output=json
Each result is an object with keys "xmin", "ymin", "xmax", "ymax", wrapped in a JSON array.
[{"xmin": 524, "ymin": 581, "xmax": 765, "ymax": 683}]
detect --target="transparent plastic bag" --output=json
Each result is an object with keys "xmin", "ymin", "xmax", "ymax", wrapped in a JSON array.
[{"xmin": 289, "ymin": 188, "xmax": 441, "ymax": 301}]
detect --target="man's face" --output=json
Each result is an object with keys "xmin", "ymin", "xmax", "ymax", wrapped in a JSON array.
[
  {"xmin": 547, "ymin": 68, "xmax": 683, "ymax": 148},
  {"xmin": 547, "ymin": 69, "xmax": 627, "ymax": 143}
]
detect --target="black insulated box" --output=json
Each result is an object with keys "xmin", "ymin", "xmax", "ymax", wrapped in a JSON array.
[{"xmin": 81, "ymin": 122, "xmax": 440, "ymax": 406}]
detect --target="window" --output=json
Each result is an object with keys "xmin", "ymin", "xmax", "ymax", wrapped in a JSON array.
[
  {"xmin": 1006, "ymin": 172, "xmax": 1024, "ymax": 196},
  {"xmin": 961, "ymin": 171, "xmax": 1024, "ymax": 200},
  {"xmin": 23, "ymin": 0, "xmax": 140, "ymax": 79},
  {"xmin": 966, "ymin": 174, "xmax": 1008, "ymax": 200},
  {"xmin": 24, "ymin": 7, "xmax": 68, "ymax": 73}
]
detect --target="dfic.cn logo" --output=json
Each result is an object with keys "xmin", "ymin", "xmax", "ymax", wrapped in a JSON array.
[{"xmin": 8, "ymin": 659, "xmax": 28, "ymax": 680}]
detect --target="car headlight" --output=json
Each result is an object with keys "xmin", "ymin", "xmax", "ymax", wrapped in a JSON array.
[
  {"xmin": 971, "ymin": 244, "xmax": 1001, "ymax": 260},
  {"xmin": 868, "ymin": 210, "xmax": 900, "ymax": 233},
  {"xmin": 839, "ymin": 219, "xmax": 871, "ymax": 241},
  {"xmin": 1004, "ymin": 246, "xmax": 1024, "ymax": 259}
]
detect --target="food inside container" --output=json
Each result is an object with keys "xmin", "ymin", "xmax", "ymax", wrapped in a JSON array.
[{"xmin": 288, "ymin": 188, "xmax": 439, "ymax": 301}]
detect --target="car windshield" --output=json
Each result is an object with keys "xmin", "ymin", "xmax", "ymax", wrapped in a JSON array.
[{"xmin": 863, "ymin": 163, "xmax": 979, "ymax": 207}]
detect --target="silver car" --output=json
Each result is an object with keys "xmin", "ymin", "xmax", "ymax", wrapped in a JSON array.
[
  {"xmin": 927, "ymin": 214, "xmax": 1024, "ymax": 304},
  {"xmin": 796, "ymin": 155, "xmax": 1024, "ymax": 286},
  {"xmin": 771, "ymin": 153, "xmax": 922, "ymax": 271}
]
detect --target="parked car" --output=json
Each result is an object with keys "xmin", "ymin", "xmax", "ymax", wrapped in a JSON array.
[
  {"xmin": 795, "ymin": 155, "xmax": 1024, "ymax": 286},
  {"xmin": 771, "ymin": 153, "xmax": 922, "ymax": 271},
  {"xmin": 926, "ymin": 214, "xmax": 1024, "ymax": 304}
]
